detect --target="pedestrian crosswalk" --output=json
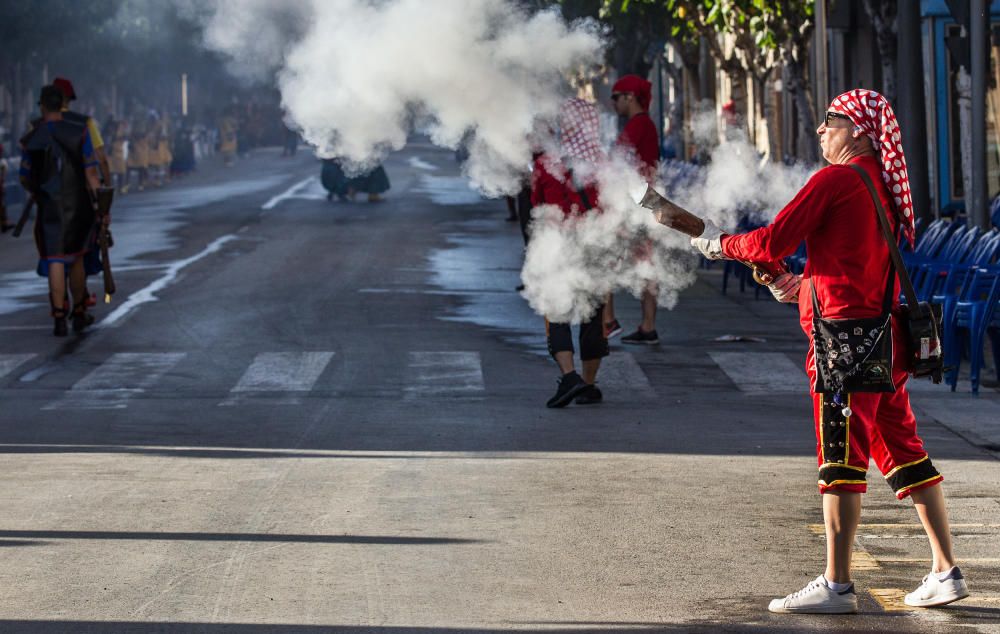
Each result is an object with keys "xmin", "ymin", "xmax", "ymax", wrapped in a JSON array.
[
  {"xmin": 42, "ymin": 352, "xmax": 187, "ymax": 410},
  {"xmin": 220, "ymin": 351, "xmax": 336, "ymax": 406},
  {"xmin": 0, "ymin": 347, "xmax": 964, "ymax": 410},
  {"xmin": 405, "ymin": 351, "xmax": 485, "ymax": 398},
  {"xmin": 708, "ymin": 351, "xmax": 808, "ymax": 394}
]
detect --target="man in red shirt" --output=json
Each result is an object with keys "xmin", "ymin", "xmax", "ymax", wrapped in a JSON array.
[
  {"xmin": 692, "ymin": 90, "xmax": 968, "ymax": 613},
  {"xmin": 603, "ymin": 74, "xmax": 662, "ymax": 344}
]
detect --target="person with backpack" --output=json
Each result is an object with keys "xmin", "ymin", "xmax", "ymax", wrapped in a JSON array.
[{"xmin": 19, "ymin": 85, "xmax": 103, "ymax": 336}]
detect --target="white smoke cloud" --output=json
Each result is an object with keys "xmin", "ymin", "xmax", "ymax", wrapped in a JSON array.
[
  {"xmin": 185, "ymin": 0, "xmax": 818, "ymax": 323},
  {"xmin": 187, "ymin": 0, "xmax": 604, "ymax": 195},
  {"xmin": 521, "ymin": 137, "xmax": 817, "ymax": 324}
]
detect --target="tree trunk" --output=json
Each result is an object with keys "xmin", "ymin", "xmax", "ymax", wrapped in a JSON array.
[
  {"xmin": 862, "ymin": 0, "xmax": 898, "ymax": 104},
  {"xmin": 664, "ymin": 61, "xmax": 686, "ymax": 159},
  {"xmin": 723, "ymin": 61, "xmax": 750, "ymax": 139},
  {"xmin": 785, "ymin": 59, "xmax": 819, "ymax": 163},
  {"xmin": 761, "ymin": 74, "xmax": 780, "ymax": 161}
]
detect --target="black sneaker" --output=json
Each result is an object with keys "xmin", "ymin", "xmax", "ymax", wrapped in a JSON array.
[
  {"xmin": 53, "ymin": 316, "xmax": 68, "ymax": 337},
  {"xmin": 72, "ymin": 310, "xmax": 95, "ymax": 333},
  {"xmin": 546, "ymin": 371, "xmax": 588, "ymax": 408},
  {"xmin": 621, "ymin": 329, "xmax": 659, "ymax": 345},
  {"xmin": 575, "ymin": 384, "xmax": 603, "ymax": 405}
]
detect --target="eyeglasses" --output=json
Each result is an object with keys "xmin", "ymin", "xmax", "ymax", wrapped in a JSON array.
[
  {"xmin": 611, "ymin": 93, "xmax": 628, "ymax": 102},
  {"xmin": 824, "ymin": 111, "xmax": 852, "ymax": 126}
]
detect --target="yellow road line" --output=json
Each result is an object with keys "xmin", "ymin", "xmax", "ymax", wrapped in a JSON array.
[
  {"xmin": 809, "ymin": 523, "xmax": 1000, "ymax": 534},
  {"xmin": 870, "ymin": 588, "xmax": 910, "ymax": 611},
  {"xmin": 871, "ymin": 590, "xmax": 1000, "ymax": 611},
  {"xmin": 851, "ymin": 548, "xmax": 880, "ymax": 570},
  {"xmin": 876, "ymin": 557, "xmax": 1000, "ymax": 564}
]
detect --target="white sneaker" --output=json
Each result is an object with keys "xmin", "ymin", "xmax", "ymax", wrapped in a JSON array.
[
  {"xmin": 768, "ymin": 575, "xmax": 858, "ymax": 614},
  {"xmin": 904, "ymin": 567, "xmax": 969, "ymax": 607}
]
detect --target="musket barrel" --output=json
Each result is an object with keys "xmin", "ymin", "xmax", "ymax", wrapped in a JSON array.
[
  {"xmin": 639, "ymin": 185, "xmax": 788, "ymax": 286},
  {"xmin": 638, "ymin": 185, "xmax": 705, "ymax": 238}
]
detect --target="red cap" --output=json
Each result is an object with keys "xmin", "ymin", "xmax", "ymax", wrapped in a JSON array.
[
  {"xmin": 612, "ymin": 74, "xmax": 652, "ymax": 110},
  {"xmin": 53, "ymin": 77, "xmax": 76, "ymax": 101}
]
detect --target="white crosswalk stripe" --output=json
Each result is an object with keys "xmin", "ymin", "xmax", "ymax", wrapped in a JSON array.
[
  {"xmin": 43, "ymin": 352, "xmax": 187, "ymax": 410},
  {"xmin": 230, "ymin": 352, "xmax": 335, "ymax": 392},
  {"xmin": 708, "ymin": 351, "xmax": 807, "ymax": 394},
  {"xmin": 406, "ymin": 351, "xmax": 485, "ymax": 398},
  {"xmin": 597, "ymin": 352, "xmax": 655, "ymax": 398},
  {"xmin": 0, "ymin": 354, "xmax": 36, "ymax": 380},
  {"xmin": 220, "ymin": 352, "xmax": 335, "ymax": 406}
]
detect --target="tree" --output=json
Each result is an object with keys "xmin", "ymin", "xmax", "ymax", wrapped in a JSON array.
[
  {"xmin": 862, "ymin": 0, "xmax": 897, "ymax": 105},
  {"xmin": 666, "ymin": 0, "xmax": 816, "ymax": 160}
]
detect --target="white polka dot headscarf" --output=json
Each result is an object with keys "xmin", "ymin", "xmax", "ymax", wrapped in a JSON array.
[
  {"xmin": 558, "ymin": 98, "xmax": 605, "ymax": 165},
  {"xmin": 828, "ymin": 89, "xmax": 915, "ymax": 245}
]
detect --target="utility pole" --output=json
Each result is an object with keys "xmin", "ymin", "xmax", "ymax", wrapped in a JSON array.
[
  {"xmin": 814, "ymin": 0, "xmax": 829, "ymax": 116},
  {"xmin": 896, "ymin": 0, "xmax": 932, "ymax": 223}
]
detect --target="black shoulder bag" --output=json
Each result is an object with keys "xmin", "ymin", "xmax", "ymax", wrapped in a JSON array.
[
  {"xmin": 811, "ymin": 243, "xmax": 897, "ymax": 399},
  {"xmin": 850, "ymin": 164, "xmax": 944, "ymax": 384}
]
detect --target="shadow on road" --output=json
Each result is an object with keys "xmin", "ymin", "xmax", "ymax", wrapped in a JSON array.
[{"xmin": 0, "ymin": 530, "xmax": 483, "ymax": 545}]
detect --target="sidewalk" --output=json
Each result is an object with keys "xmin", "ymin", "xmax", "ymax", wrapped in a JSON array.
[{"xmin": 694, "ymin": 264, "xmax": 1000, "ymax": 454}]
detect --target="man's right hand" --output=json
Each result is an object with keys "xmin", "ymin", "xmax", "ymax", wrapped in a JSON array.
[{"xmin": 768, "ymin": 273, "xmax": 801, "ymax": 303}]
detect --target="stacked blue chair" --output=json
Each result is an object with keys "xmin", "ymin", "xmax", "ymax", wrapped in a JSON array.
[
  {"xmin": 928, "ymin": 231, "xmax": 1000, "ymax": 368},
  {"xmin": 910, "ymin": 225, "xmax": 982, "ymax": 295},
  {"xmin": 916, "ymin": 229, "xmax": 1000, "ymax": 300},
  {"xmin": 721, "ymin": 214, "xmax": 769, "ymax": 297},
  {"xmin": 943, "ymin": 267, "xmax": 1000, "ymax": 394},
  {"xmin": 902, "ymin": 219, "xmax": 960, "ymax": 271}
]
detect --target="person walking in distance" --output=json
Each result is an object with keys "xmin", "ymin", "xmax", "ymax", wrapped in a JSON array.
[
  {"xmin": 106, "ymin": 118, "xmax": 128, "ymax": 191},
  {"xmin": 126, "ymin": 111, "xmax": 150, "ymax": 191},
  {"xmin": 603, "ymin": 74, "xmax": 661, "ymax": 344},
  {"xmin": 532, "ymin": 99, "xmax": 609, "ymax": 408},
  {"xmin": 52, "ymin": 77, "xmax": 111, "ymax": 187},
  {"xmin": 692, "ymin": 89, "xmax": 969, "ymax": 614},
  {"xmin": 19, "ymin": 85, "xmax": 104, "ymax": 336}
]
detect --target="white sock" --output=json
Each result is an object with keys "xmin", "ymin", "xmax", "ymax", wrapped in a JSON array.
[
  {"xmin": 933, "ymin": 567, "xmax": 956, "ymax": 581},
  {"xmin": 824, "ymin": 576, "xmax": 852, "ymax": 592}
]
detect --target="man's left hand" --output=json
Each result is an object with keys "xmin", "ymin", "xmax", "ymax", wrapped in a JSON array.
[{"xmin": 691, "ymin": 219, "xmax": 726, "ymax": 260}]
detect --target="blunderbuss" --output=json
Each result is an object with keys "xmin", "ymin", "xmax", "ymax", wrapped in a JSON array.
[{"xmin": 639, "ymin": 185, "xmax": 789, "ymax": 286}]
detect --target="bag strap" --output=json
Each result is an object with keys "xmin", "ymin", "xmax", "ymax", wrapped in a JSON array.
[{"xmin": 847, "ymin": 163, "xmax": 921, "ymax": 311}]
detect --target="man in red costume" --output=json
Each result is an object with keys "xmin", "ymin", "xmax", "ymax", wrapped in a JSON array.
[
  {"xmin": 603, "ymin": 74, "xmax": 662, "ymax": 344},
  {"xmin": 530, "ymin": 98, "xmax": 608, "ymax": 408},
  {"xmin": 692, "ymin": 89, "xmax": 969, "ymax": 613}
]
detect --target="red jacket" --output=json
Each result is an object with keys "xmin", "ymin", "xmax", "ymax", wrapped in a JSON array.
[
  {"xmin": 530, "ymin": 154, "xmax": 599, "ymax": 217},
  {"xmin": 722, "ymin": 155, "xmax": 901, "ymax": 338},
  {"xmin": 616, "ymin": 112, "xmax": 659, "ymax": 182}
]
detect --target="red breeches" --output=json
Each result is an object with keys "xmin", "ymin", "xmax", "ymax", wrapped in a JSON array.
[{"xmin": 807, "ymin": 343, "xmax": 943, "ymax": 499}]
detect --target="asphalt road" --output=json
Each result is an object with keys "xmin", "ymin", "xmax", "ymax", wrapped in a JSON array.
[{"xmin": 1, "ymin": 143, "xmax": 998, "ymax": 633}]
